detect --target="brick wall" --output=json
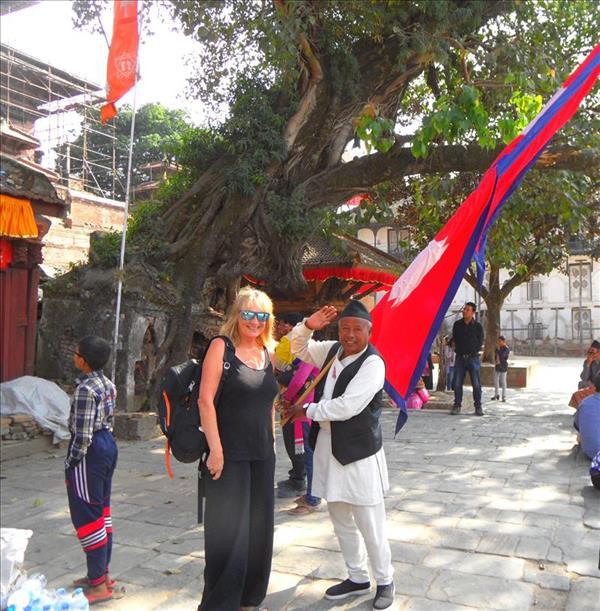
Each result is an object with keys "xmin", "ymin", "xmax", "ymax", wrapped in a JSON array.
[{"xmin": 42, "ymin": 187, "xmax": 125, "ymax": 275}]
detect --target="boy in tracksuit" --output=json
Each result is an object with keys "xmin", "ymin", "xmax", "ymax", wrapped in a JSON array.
[{"xmin": 65, "ymin": 336, "xmax": 118, "ymax": 604}]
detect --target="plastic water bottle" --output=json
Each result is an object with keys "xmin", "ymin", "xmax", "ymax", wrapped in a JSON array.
[
  {"xmin": 22, "ymin": 574, "xmax": 47, "ymax": 599},
  {"xmin": 53, "ymin": 588, "xmax": 69, "ymax": 611},
  {"xmin": 69, "ymin": 588, "xmax": 89, "ymax": 611},
  {"xmin": 6, "ymin": 587, "xmax": 30, "ymax": 610},
  {"xmin": 38, "ymin": 590, "xmax": 56, "ymax": 611}
]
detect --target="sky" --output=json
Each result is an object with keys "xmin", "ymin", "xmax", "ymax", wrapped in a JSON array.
[{"xmin": 1, "ymin": 0, "xmax": 206, "ymax": 124}]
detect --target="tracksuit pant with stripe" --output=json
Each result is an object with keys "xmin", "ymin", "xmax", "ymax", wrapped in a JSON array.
[{"xmin": 65, "ymin": 429, "xmax": 118, "ymax": 585}]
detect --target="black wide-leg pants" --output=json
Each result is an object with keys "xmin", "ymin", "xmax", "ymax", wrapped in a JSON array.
[{"xmin": 199, "ymin": 453, "xmax": 275, "ymax": 611}]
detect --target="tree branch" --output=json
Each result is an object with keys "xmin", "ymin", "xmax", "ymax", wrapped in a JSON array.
[
  {"xmin": 302, "ymin": 143, "xmax": 600, "ymax": 208},
  {"xmin": 464, "ymin": 267, "xmax": 489, "ymax": 300},
  {"xmin": 275, "ymin": 0, "xmax": 324, "ymax": 150}
]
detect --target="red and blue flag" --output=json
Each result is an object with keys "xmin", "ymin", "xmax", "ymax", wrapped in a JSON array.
[{"xmin": 370, "ymin": 45, "xmax": 600, "ymax": 434}]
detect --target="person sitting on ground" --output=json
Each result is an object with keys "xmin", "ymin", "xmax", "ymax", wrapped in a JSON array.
[
  {"xmin": 590, "ymin": 451, "xmax": 600, "ymax": 491},
  {"xmin": 492, "ymin": 336, "xmax": 510, "ymax": 402},
  {"xmin": 66, "ymin": 336, "xmax": 118, "ymax": 605},
  {"xmin": 574, "ymin": 374, "xmax": 600, "ymax": 460},
  {"xmin": 578, "ymin": 340, "xmax": 600, "ymax": 389}
]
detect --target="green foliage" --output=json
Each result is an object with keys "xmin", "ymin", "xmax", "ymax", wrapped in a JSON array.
[
  {"xmin": 55, "ymin": 103, "xmax": 193, "ymax": 199},
  {"xmin": 72, "ymin": 0, "xmax": 599, "ymax": 278},
  {"xmin": 264, "ymin": 187, "xmax": 328, "ymax": 243},
  {"xmin": 497, "ymin": 91, "xmax": 543, "ymax": 144},
  {"xmin": 383, "ymin": 169, "xmax": 599, "ymax": 285},
  {"xmin": 221, "ymin": 78, "xmax": 290, "ymax": 195},
  {"xmin": 89, "ymin": 231, "xmax": 121, "ymax": 268},
  {"xmin": 153, "ymin": 78, "xmax": 292, "ymax": 200},
  {"xmin": 156, "ymin": 169, "xmax": 194, "ymax": 205},
  {"xmin": 354, "ymin": 106, "xmax": 396, "ymax": 154},
  {"xmin": 89, "ymin": 201, "xmax": 168, "ymax": 268},
  {"xmin": 405, "ymin": 0, "xmax": 599, "ymax": 157}
]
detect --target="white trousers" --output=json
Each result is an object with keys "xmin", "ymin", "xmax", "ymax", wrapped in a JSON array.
[
  {"xmin": 328, "ymin": 500, "xmax": 394, "ymax": 586},
  {"xmin": 494, "ymin": 370, "xmax": 507, "ymax": 399}
]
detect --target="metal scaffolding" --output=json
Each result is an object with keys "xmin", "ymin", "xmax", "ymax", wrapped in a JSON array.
[{"xmin": 1, "ymin": 42, "xmax": 123, "ymax": 199}]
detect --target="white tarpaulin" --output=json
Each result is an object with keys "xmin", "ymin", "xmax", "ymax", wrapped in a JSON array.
[
  {"xmin": 0, "ymin": 377, "xmax": 70, "ymax": 443},
  {"xmin": 0, "ymin": 528, "xmax": 33, "ymax": 608}
]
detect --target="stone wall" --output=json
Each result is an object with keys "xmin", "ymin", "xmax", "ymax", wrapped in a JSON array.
[{"xmin": 36, "ymin": 265, "xmax": 224, "ymax": 412}]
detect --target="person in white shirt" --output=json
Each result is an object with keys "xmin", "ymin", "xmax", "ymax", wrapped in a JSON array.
[{"xmin": 281, "ymin": 300, "xmax": 395, "ymax": 610}]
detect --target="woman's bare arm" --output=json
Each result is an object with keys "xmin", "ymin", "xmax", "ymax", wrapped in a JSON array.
[{"xmin": 198, "ymin": 338, "xmax": 226, "ymax": 479}]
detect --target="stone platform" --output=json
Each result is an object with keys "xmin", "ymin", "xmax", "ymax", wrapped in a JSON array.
[
  {"xmin": 1, "ymin": 357, "xmax": 598, "ymax": 610},
  {"xmin": 475, "ymin": 360, "xmax": 539, "ymax": 389}
]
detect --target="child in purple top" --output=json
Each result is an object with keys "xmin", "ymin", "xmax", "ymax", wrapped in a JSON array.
[{"xmin": 492, "ymin": 336, "xmax": 510, "ymax": 402}]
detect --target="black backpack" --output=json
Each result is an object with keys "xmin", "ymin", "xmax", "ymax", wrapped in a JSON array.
[{"xmin": 158, "ymin": 336, "xmax": 235, "ymax": 475}]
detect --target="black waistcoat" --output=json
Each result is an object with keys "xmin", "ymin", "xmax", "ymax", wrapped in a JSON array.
[{"xmin": 308, "ymin": 342, "xmax": 385, "ymax": 466}]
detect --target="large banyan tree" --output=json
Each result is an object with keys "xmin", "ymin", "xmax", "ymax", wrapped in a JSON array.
[{"xmin": 74, "ymin": 0, "xmax": 599, "ymax": 366}]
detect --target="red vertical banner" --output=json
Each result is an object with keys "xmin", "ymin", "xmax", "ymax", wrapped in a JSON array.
[{"xmin": 101, "ymin": 0, "xmax": 139, "ymax": 123}]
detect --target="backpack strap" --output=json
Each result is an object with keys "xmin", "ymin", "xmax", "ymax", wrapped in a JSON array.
[
  {"xmin": 209, "ymin": 335, "xmax": 236, "ymax": 406},
  {"xmin": 162, "ymin": 390, "xmax": 175, "ymax": 479}
]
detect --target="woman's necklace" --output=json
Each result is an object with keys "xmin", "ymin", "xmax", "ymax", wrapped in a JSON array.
[{"xmin": 237, "ymin": 345, "xmax": 263, "ymax": 368}]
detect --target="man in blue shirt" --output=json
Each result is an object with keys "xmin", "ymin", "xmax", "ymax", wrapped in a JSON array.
[{"xmin": 574, "ymin": 375, "xmax": 600, "ymax": 460}]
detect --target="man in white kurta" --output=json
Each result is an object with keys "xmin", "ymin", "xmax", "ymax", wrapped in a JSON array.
[{"xmin": 284, "ymin": 302, "xmax": 395, "ymax": 609}]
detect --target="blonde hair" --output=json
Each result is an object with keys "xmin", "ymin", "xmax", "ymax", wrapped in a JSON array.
[{"xmin": 220, "ymin": 286, "xmax": 275, "ymax": 351}]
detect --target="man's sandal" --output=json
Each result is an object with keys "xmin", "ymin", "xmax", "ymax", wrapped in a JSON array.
[{"xmin": 287, "ymin": 503, "xmax": 318, "ymax": 516}]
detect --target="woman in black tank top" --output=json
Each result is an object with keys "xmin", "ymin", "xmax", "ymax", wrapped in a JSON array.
[{"xmin": 198, "ymin": 287, "xmax": 278, "ymax": 611}]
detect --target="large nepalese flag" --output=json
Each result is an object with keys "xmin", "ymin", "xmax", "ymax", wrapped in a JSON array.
[
  {"xmin": 101, "ymin": 0, "xmax": 139, "ymax": 123},
  {"xmin": 371, "ymin": 44, "xmax": 600, "ymax": 434}
]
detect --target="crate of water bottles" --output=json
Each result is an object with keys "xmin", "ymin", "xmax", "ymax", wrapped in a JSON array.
[{"xmin": 5, "ymin": 574, "xmax": 89, "ymax": 611}]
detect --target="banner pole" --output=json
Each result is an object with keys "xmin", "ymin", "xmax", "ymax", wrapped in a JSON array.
[{"xmin": 111, "ymin": 71, "xmax": 139, "ymax": 382}]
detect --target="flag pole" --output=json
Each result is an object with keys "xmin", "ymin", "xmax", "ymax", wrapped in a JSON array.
[{"xmin": 111, "ymin": 69, "xmax": 139, "ymax": 382}]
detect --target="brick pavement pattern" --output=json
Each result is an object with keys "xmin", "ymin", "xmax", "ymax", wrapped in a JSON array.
[{"xmin": 2, "ymin": 357, "xmax": 599, "ymax": 610}]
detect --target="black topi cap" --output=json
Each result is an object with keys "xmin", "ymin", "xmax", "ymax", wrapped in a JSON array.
[
  {"xmin": 339, "ymin": 299, "xmax": 372, "ymax": 322},
  {"xmin": 279, "ymin": 312, "xmax": 303, "ymax": 326}
]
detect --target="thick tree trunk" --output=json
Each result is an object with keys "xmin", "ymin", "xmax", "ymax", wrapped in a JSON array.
[
  {"xmin": 436, "ymin": 334, "xmax": 447, "ymax": 392},
  {"xmin": 145, "ymin": 1, "xmax": 597, "ymax": 403},
  {"xmin": 483, "ymin": 298, "xmax": 502, "ymax": 364}
]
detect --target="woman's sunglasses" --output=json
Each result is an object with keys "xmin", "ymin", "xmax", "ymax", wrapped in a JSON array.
[{"xmin": 240, "ymin": 310, "xmax": 270, "ymax": 322}]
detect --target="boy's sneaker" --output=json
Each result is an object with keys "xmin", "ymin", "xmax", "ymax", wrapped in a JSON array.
[
  {"xmin": 325, "ymin": 579, "xmax": 371, "ymax": 600},
  {"xmin": 373, "ymin": 583, "xmax": 395, "ymax": 609}
]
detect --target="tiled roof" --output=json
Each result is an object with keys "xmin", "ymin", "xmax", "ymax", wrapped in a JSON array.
[
  {"xmin": 302, "ymin": 232, "xmax": 403, "ymax": 275},
  {"xmin": 0, "ymin": 153, "xmax": 65, "ymax": 205}
]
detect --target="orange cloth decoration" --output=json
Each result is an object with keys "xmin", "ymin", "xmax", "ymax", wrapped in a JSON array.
[
  {"xmin": 101, "ymin": 0, "xmax": 139, "ymax": 123},
  {"xmin": 0, "ymin": 194, "xmax": 39, "ymax": 238}
]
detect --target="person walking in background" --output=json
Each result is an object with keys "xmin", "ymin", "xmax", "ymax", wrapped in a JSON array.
[
  {"xmin": 578, "ymin": 340, "xmax": 600, "ymax": 389},
  {"xmin": 444, "ymin": 337, "xmax": 456, "ymax": 391},
  {"xmin": 451, "ymin": 302, "xmax": 484, "ymax": 416},
  {"xmin": 197, "ymin": 287, "xmax": 279, "ymax": 611},
  {"xmin": 492, "ymin": 336, "xmax": 510, "ymax": 402}
]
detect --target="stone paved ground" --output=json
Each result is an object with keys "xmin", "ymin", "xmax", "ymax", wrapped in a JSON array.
[{"xmin": 1, "ymin": 357, "xmax": 599, "ymax": 610}]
